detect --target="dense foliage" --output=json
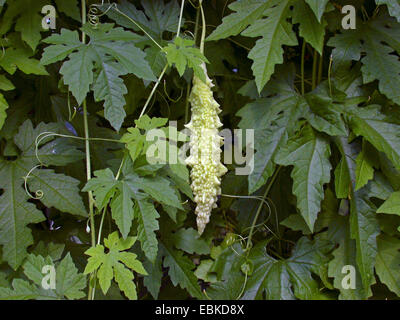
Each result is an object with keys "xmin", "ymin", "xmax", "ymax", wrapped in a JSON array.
[{"xmin": 0, "ymin": 0, "xmax": 399, "ymax": 300}]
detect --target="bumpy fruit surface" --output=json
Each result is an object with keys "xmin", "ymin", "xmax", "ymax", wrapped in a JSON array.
[{"xmin": 185, "ymin": 69, "xmax": 227, "ymax": 235}]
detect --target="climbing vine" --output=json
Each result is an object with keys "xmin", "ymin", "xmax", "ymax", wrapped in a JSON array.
[{"xmin": 0, "ymin": 0, "xmax": 399, "ymax": 301}]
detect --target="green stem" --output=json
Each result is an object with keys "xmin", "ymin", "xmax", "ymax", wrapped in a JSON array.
[
  {"xmin": 301, "ymin": 41, "xmax": 306, "ymax": 95},
  {"xmin": 245, "ymin": 167, "xmax": 281, "ymax": 252},
  {"xmin": 81, "ymin": 0, "xmax": 86, "ymax": 43},
  {"xmin": 328, "ymin": 54, "xmax": 333, "ymax": 97},
  {"xmin": 227, "ymin": 38, "xmax": 251, "ymax": 51},
  {"xmin": 139, "ymin": 64, "xmax": 168, "ymax": 118},
  {"xmin": 97, "ymin": 207, "xmax": 107, "ymax": 245},
  {"xmin": 81, "ymin": 0, "xmax": 96, "ymax": 300},
  {"xmin": 361, "ymin": 5, "xmax": 369, "ymax": 21},
  {"xmin": 317, "ymin": 47, "xmax": 324, "ymax": 85},
  {"xmin": 193, "ymin": 6, "xmax": 200, "ymax": 47},
  {"xmin": 184, "ymin": 84, "xmax": 191, "ymax": 124},
  {"xmin": 36, "ymin": 132, "xmax": 122, "ymax": 145},
  {"xmin": 176, "ymin": 0, "xmax": 185, "ymax": 38},
  {"xmin": 96, "ymin": 156, "xmax": 125, "ymax": 246},
  {"xmin": 139, "ymin": 0, "xmax": 186, "ymax": 119},
  {"xmin": 112, "ymin": 6, "xmax": 163, "ymax": 50},
  {"xmin": 199, "ymin": 0, "xmax": 206, "ymax": 55},
  {"xmin": 295, "ymin": 74, "xmax": 312, "ymax": 86},
  {"xmin": 115, "ymin": 155, "xmax": 126, "ymax": 180},
  {"xmin": 268, "ymin": 248, "xmax": 285, "ymax": 260},
  {"xmin": 184, "ymin": 5, "xmax": 200, "ymax": 124},
  {"xmin": 82, "ymin": 104, "xmax": 96, "ymax": 244},
  {"xmin": 312, "ymin": 49, "xmax": 318, "ymax": 90}
]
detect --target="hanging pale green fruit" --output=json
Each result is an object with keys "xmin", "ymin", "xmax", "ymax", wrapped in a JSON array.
[{"xmin": 185, "ymin": 67, "xmax": 227, "ymax": 235}]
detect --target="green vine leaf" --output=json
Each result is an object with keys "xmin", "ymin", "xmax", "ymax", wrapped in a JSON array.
[
  {"xmin": 375, "ymin": 234, "xmax": 400, "ymax": 296},
  {"xmin": 27, "ymin": 169, "xmax": 87, "ymax": 217},
  {"xmin": 328, "ymin": 12, "xmax": 400, "ymax": 105},
  {"xmin": 237, "ymin": 65, "xmax": 305, "ymax": 193},
  {"xmin": 82, "ymin": 168, "xmax": 118, "ymax": 210},
  {"xmin": 0, "ymin": 0, "xmax": 48, "ymax": 50},
  {"xmin": 206, "ymin": 0, "xmax": 271, "ymax": 42},
  {"xmin": 41, "ymin": 24, "xmax": 156, "ymax": 131},
  {"xmin": 0, "ymin": 162, "xmax": 45, "ymax": 270},
  {"xmin": 54, "ymin": 0, "xmax": 81, "ymax": 22},
  {"xmin": 303, "ymin": 84, "xmax": 347, "ymax": 137},
  {"xmin": 335, "ymin": 137, "xmax": 380, "ymax": 297},
  {"xmin": 83, "ymin": 168, "xmax": 179, "ymax": 263},
  {"xmin": 316, "ymin": 191, "xmax": 367, "ymax": 299},
  {"xmin": 142, "ymin": 251, "xmax": 163, "ymax": 299},
  {"xmin": 0, "ymin": 120, "xmax": 85, "ymax": 269},
  {"xmin": 103, "ymin": 0, "xmax": 181, "ymax": 42},
  {"xmin": 275, "ymin": 125, "xmax": 332, "ymax": 231},
  {"xmin": 242, "ymin": 237, "xmax": 333, "ymax": 300},
  {"xmin": 347, "ymin": 106, "xmax": 400, "ymax": 171},
  {"xmin": 355, "ymin": 142, "xmax": 376, "ymax": 191},
  {"xmin": 160, "ymin": 240, "xmax": 203, "ymax": 299},
  {"xmin": 0, "ymin": 93, "xmax": 8, "ymax": 130},
  {"xmin": 0, "ymin": 47, "xmax": 48, "ymax": 75},
  {"xmin": 40, "ymin": 29, "xmax": 83, "ymax": 65},
  {"xmin": 206, "ymin": 243, "xmax": 246, "ymax": 299},
  {"xmin": 281, "ymin": 213, "xmax": 312, "ymax": 235},
  {"xmin": 172, "ymin": 228, "xmax": 210, "ymax": 255},
  {"xmin": 83, "ymin": 168, "xmax": 135, "ymax": 239},
  {"xmin": 305, "ymin": 0, "xmax": 330, "ymax": 22},
  {"xmin": 135, "ymin": 199, "xmax": 159, "ymax": 264},
  {"xmin": 334, "ymin": 158, "xmax": 351, "ymax": 199},
  {"xmin": 93, "ymin": 61, "xmax": 127, "ymax": 132},
  {"xmin": 164, "ymin": 37, "xmax": 208, "ymax": 82},
  {"xmin": 32, "ymin": 241, "xmax": 65, "ymax": 261},
  {"xmin": 292, "ymin": 0, "xmax": 327, "ymax": 54},
  {"xmin": 0, "ymin": 74, "xmax": 14, "ymax": 91},
  {"xmin": 59, "ymin": 46, "xmax": 96, "ymax": 109},
  {"xmin": 207, "ymin": 0, "xmax": 297, "ymax": 92},
  {"xmin": 377, "ymin": 191, "xmax": 400, "ymax": 216},
  {"xmin": 0, "ymin": 253, "xmax": 86, "ymax": 300},
  {"xmin": 125, "ymin": 173, "xmax": 183, "ymax": 210},
  {"xmin": 120, "ymin": 115, "xmax": 169, "ymax": 164},
  {"xmin": 84, "ymin": 231, "xmax": 147, "ymax": 300},
  {"xmin": 376, "ymin": 0, "xmax": 400, "ymax": 23}
]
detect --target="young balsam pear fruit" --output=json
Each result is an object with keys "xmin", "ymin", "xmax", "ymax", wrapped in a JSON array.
[{"xmin": 185, "ymin": 64, "xmax": 227, "ymax": 235}]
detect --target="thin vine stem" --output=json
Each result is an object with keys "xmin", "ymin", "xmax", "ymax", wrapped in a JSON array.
[
  {"xmin": 97, "ymin": 207, "xmax": 107, "ymax": 245},
  {"xmin": 35, "ymin": 131, "xmax": 121, "ymax": 145},
  {"xmin": 176, "ymin": 0, "xmax": 185, "ymax": 38},
  {"xmin": 139, "ymin": 0, "xmax": 187, "ymax": 119},
  {"xmin": 245, "ymin": 166, "xmax": 281, "ymax": 252},
  {"xmin": 184, "ymin": 84, "xmax": 191, "ymax": 124},
  {"xmin": 81, "ymin": 0, "xmax": 97, "ymax": 300},
  {"xmin": 301, "ymin": 41, "xmax": 306, "ymax": 95},
  {"xmin": 112, "ymin": 6, "xmax": 163, "ymax": 50},
  {"xmin": 115, "ymin": 155, "xmax": 126, "ymax": 180},
  {"xmin": 184, "ymin": 5, "xmax": 200, "ymax": 124},
  {"xmin": 328, "ymin": 54, "xmax": 333, "ymax": 97},
  {"xmin": 199, "ymin": 0, "xmax": 206, "ymax": 55},
  {"xmin": 317, "ymin": 46, "xmax": 324, "ymax": 85},
  {"xmin": 96, "ymin": 155, "xmax": 125, "ymax": 246},
  {"xmin": 312, "ymin": 49, "xmax": 318, "ymax": 90},
  {"xmin": 139, "ymin": 64, "xmax": 168, "ymax": 118},
  {"xmin": 193, "ymin": 5, "xmax": 200, "ymax": 47}
]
